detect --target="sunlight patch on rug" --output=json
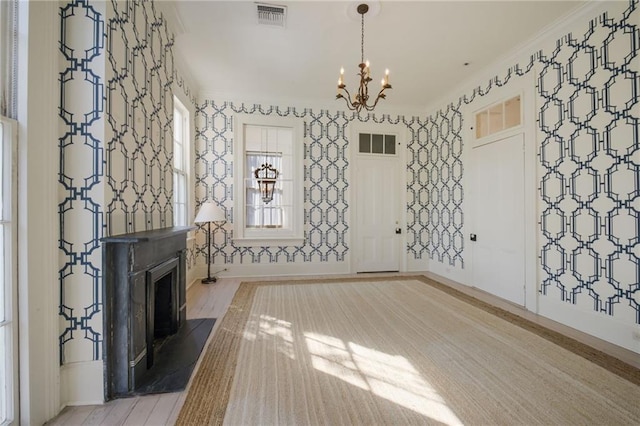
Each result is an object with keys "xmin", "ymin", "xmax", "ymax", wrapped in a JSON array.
[{"xmin": 305, "ymin": 332, "xmax": 464, "ymax": 425}]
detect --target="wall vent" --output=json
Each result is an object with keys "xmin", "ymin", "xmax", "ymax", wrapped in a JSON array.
[{"xmin": 256, "ymin": 3, "xmax": 286, "ymax": 27}]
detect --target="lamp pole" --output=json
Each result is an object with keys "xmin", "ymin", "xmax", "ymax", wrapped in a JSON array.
[{"xmin": 203, "ymin": 221, "xmax": 216, "ymax": 284}]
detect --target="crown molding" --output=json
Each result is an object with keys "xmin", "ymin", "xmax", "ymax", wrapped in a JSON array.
[{"xmin": 422, "ymin": 0, "xmax": 610, "ymax": 115}]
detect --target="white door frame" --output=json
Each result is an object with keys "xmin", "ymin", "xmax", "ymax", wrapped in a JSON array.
[
  {"xmin": 348, "ymin": 120, "xmax": 408, "ymax": 274},
  {"xmin": 462, "ymin": 72, "xmax": 538, "ymax": 310}
]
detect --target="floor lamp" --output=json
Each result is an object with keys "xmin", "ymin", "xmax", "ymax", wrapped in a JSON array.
[{"xmin": 194, "ymin": 202, "xmax": 226, "ymax": 284}]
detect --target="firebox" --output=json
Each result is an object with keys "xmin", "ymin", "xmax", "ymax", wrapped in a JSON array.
[{"xmin": 102, "ymin": 226, "xmax": 192, "ymax": 400}]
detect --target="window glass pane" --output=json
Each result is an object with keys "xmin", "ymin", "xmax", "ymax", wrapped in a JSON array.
[
  {"xmin": 246, "ymin": 152, "xmax": 283, "ymax": 229},
  {"xmin": 174, "ymin": 144, "xmax": 183, "ymax": 170},
  {"xmin": 178, "ymin": 174, "xmax": 186, "ymax": 203},
  {"xmin": 0, "ymin": 225, "xmax": 3, "ymax": 323},
  {"xmin": 475, "ymin": 111, "xmax": 487, "ymax": 139},
  {"xmin": 0, "ymin": 325, "xmax": 6, "ymax": 423},
  {"xmin": 488, "ymin": 104, "xmax": 503, "ymax": 134},
  {"xmin": 372, "ymin": 134, "xmax": 383, "ymax": 154},
  {"xmin": 505, "ymin": 95, "xmax": 521, "ymax": 129},
  {"xmin": 385, "ymin": 135, "xmax": 396, "ymax": 155},
  {"xmin": 0, "ymin": 122, "xmax": 3, "ymax": 220},
  {"xmin": 359, "ymin": 133, "xmax": 370, "ymax": 153},
  {"xmin": 174, "ymin": 111, "xmax": 182, "ymax": 142}
]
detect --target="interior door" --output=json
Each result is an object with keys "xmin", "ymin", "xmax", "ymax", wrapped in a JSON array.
[
  {"xmin": 355, "ymin": 155, "xmax": 400, "ymax": 272},
  {"xmin": 471, "ymin": 133, "xmax": 525, "ymax": 305}
]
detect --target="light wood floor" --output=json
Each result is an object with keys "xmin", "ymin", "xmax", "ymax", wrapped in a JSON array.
[{"xmin": 46, "ymin": 272, "xmax": 640, "ymax": 425}]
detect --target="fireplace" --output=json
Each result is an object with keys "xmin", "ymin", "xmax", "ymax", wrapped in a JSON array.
[{"xmin": 102, "ymin": 226, "xmax": 193, "ymax": 400}]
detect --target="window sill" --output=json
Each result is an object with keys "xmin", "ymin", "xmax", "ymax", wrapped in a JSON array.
[{"xmin": 233, "ymin": 237, "xmax": 305, "ymax": 247}]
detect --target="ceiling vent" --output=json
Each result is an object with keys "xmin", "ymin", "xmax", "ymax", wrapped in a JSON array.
[{"xmin": 256, "ymin": 3, "xmax": 286, "ymax": 27}]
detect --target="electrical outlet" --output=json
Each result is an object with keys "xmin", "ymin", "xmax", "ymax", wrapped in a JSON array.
[{"xmin": 633, "ymin": 330, "xmax": 640, "ymax": 341}]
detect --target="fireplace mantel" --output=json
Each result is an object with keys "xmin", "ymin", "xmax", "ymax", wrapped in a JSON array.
[{"xmin": 102, "ymin": 226, "xmax": 194, "ymax": 400}]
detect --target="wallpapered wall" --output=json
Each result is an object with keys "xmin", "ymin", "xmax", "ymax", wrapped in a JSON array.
[
  {"xmin": 425, "ymin": 1, "xmax": 639, "ymax": 324},
  {"xmin": 537, "ymin": 2, "xmax": 639, "ymax": 322},
  {"xmin": 58, "ymin": 0, "xmax": 178, "ymax": 364},
  {"xmin": 194, "ymin": 104, "xmax": 466, "ymax": 269}
]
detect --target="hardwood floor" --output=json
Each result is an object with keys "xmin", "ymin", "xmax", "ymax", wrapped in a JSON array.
[
  {"xmin": 47, "ymin": 277, "xmax": 241, "ymax": 426},
  {"xmin": 46, "ymin": 272, "xmax": 640, "ymax": 425}
]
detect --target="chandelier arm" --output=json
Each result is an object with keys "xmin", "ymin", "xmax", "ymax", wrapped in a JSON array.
[{"xmin": 337, "ymin": 86, "xmax": 357, "ymax": 111}]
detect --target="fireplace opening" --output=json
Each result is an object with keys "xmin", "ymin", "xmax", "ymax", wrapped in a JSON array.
[
  {"xmin": 154, "ymin": 272, "xmax": 175, "ymax": 338},
  {"xmin": 146, "ymin": 257, "xmax": 179, "ymax": 369}
]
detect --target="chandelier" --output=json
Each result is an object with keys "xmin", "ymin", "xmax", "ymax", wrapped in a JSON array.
[{"xmin": 336, "ymin": 3, "xmax": 391, "ymax": 113}]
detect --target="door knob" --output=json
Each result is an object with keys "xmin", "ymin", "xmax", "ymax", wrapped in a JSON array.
[{"xmin": 395, "ymin": 228, "xmax": 402, "ymax": 234}]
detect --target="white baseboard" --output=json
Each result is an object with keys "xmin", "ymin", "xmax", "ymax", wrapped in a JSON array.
[
  {"xmin": 60, "ymin": 360, "xmax": 104, "ymax": 406},
  {"xmin": 426, "ymin": 259, "xmax": 469, "ymax": 286},
  {"xmin": 538, "ymin": 298, "xmax": 640, "ymax": 355},
  {"xmin": 192, "ymin": 261, "xmax": 350, "ymax": 279}
]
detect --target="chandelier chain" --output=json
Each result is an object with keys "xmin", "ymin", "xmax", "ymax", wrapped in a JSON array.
[{"xmin": 361, "ymin": 12, "xmax": 365, "ymax": 64}]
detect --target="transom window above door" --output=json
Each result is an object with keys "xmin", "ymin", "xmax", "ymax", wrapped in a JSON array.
[
  {"xmin": 474, "ymin": 95, "xmax": 522, "ymax": 139},
  {"xmin": 358, "ymin": 133, "xmax": 397, "ymax": 155}
]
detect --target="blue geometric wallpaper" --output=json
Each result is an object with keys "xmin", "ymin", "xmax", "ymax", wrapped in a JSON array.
[
  {"xmin": 538, "ymin": 2, "xmax": 639, "ymax": 321},
  {"xmin": 105, "ymin": 0, "xmax": 175, "ymax": 236},
  {"xmin": 406, "ymin": 109, "xmax": 464, "ymax": 267},
  {"xmin": 58, "ymin": 0, "xmax": 105, "ymax": 364},
  {"xmin": 58, "ymin": 0, "xmax": 177, "ymax": 363}
]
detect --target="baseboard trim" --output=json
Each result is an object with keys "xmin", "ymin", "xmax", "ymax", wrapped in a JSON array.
[{"xmin": 60, "ymin": 360, "xmax": 104, "ymax": 407}]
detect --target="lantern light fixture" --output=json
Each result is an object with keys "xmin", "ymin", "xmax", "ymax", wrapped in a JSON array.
[{"xmin": 254, "ymin": 163, "xmax": 279, "ymax": 204}]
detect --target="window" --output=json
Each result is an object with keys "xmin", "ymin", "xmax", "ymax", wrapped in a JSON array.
[
  {"xmin": 474, "ymin": 95, "xmax": 522, "ymax": 139},
  {"xmin": 0, "ymin": 117, "xmax": 17, "ymax": 425},
  {"xmin": 0, "ymin": 1, "xmax": 18, "ymax": 422},
  {"xmin": 173, "ymin": 97, "xmax": 189, "ymax": 227},
  {"xmin": 358, "ymin": 133, "xmax": 396, "ymax": 155},
  {"xmin": 234, "ymin": 115, "xmax": 304, "ymax": 246}
]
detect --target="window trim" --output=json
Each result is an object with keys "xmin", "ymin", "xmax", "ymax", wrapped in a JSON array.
[
  {"xmin": 233, "ymin": 114, "xmax": 304, "ymax": 247},
  {"xmin": 0, "ymin": 116, "xmax": 17, "ymax": 425},
  {"xmin": 173, "ymin": 96, "xmax": 189, "ymax": 227}
]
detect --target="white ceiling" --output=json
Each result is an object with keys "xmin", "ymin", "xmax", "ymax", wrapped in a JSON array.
[{"xmin": 165, "ymin": 1, "xmax": 588, "ymax": 112}]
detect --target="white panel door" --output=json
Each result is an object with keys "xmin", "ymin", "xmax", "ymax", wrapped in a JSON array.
[
  {"xmin": 471, "ymin": 133, "xmax": 525, "ymax": 305},
  {"xmin": 355, "ymin": 156, "xmax": 400, "ymax": 272}
]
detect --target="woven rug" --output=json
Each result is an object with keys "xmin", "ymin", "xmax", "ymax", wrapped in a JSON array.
[{"xmin": 177, "ymin": 276, "xmax": 640, "ymax": 425}]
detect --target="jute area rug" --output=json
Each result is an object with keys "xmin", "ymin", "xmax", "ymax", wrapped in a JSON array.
[{"xmin": 177, "ymin": 276, "xmax": 640, "ymax": 425}]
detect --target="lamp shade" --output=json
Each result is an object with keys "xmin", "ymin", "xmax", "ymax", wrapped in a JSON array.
[{"xmin": 194, "ymin": 202, "xmax": 226, "ymax": 223}]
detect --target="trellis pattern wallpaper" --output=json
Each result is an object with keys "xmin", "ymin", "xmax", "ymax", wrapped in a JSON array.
[
  {"xmin": 105, "ymin": 0, "xmax": 175, "ymax": 236},
  {"xmin": 58, "ymin": 0, "xmax": 176, "ymax": 363},
  {"xmin": 406, "ymin": 109, "xmax": 464, "ymax": 267},
  {"xmin": 427, "ymin": 1, "xmax": 639, "ymax": 323},
  {"xmin": 538, "ymin": 2, "xmax": 639, "ymax": 321},
  {"xmin": 58, "ymin": 0, "xmax": 105, "ymax": 364}
]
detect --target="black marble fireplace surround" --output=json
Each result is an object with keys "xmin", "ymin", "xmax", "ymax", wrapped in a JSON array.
[{"xmin": 102, "ymin": 226, "xmax": 193, "ymax": 400}]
